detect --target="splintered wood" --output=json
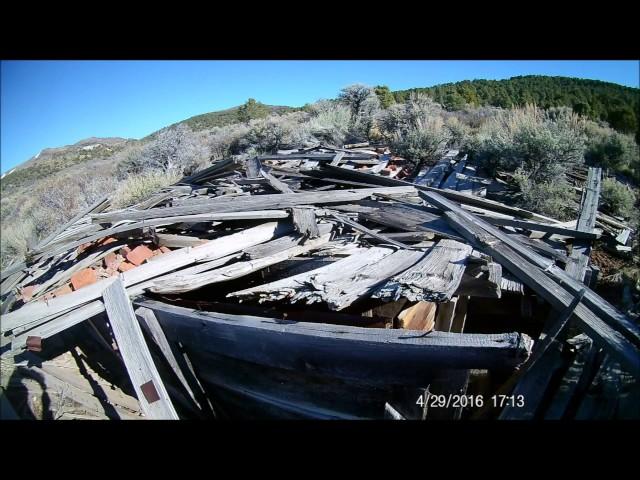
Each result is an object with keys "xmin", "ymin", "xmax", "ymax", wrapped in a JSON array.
[
  {"xmin": 2, "ymin": 145, "xmax": 637, "ymax": 420},
  {"xmin": 374, "ymin": 240, "xmax": 473, "ymax": 302}
]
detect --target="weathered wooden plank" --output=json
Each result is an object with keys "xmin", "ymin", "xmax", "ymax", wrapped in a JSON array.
[
  {"xmin": 134, "ymin": 298, "xmax": 534, "ymax": 385},
  {"xmin": 443, "ymin": 211, "xmax": 640, "ymax": 377},
  {"xmin": 330, "ymin": 213, "xmax": 415, "ymax": 250},
  {"xmin": 373, "ymin": 239, "xmax": 473, "ymax": 303},
  {"xmin": 1, "ymin": 222, "xmax": 293, "ymax": 336},
  {"xmin": 421, "ymin": 189, "xmax": 640, "ymax": 348},
  {"xmin": 245, "ymin": 156, "xmax": 262, "ymax": 179},
  {"xmin": 91, "ymin": 187, "xmax": 417, "ymax": 224},
  {"xmin": 330, "ymin": 151, "xmax": 346, "ymax": 166},
  {"xmin": 565, "ymin": 167, "xmax": 601, "ymax": 282},
  {"xmin": 291, "ymin": 208, "xmax": 320, "ymax": 238},
  {"xmin": 156, "ymin": 233, "xmax": 206, "ymax": 249},
  {"xmin": 135, "ymin": 307, "xmax": 202, "ymax": 411},
  {"xmin": 293, "ymin": 248, "xmax": 425, "ymax": 310},
  {"xmin": 230, "ymin": 247, "xmax": 424, "ymax": 311},
  {"xmin": 483, "ymin": 216, "xmax": 601, "ymax": 240},
  {"xmin": 434, "ymin": 298, "xmax": 458, "ymax": 332},
  {"xmin": 441, "ymin": 155, "xmax": 468, "ymax": 190},
  {"xmin": 358, "ymin": 202, "xmax": 464, "ymax": 241},
  {"xmin": 413, "ymin": 152, "xmax": 455, "ymax": 187},
  {"xmin": 451, "ymin": 296, "xmax": 469, "ymax": 333},
  {"xmin": 103, "ymin": 278, "xmax": 178, "ymax": 419},
  {"xmin": 148, "ymin": 229, "xmax": 332, "ymax": 294},
  {"xmin": 260, "ymin": 169, "xmax": 294, "ymax": 193}
]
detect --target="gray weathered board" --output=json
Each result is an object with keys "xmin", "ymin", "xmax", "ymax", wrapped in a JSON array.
[{"xmin": 103, "ymin": 278, "xmax": 178, "ymax": 419}]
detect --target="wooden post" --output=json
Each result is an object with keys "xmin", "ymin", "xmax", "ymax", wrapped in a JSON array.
[{"xmin": 103, "ymin": 278, "xmax": 179, "ymax": 419}]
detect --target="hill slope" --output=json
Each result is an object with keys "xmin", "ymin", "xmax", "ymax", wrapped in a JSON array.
[
  {"xmin": 1, "ymin": 137, "xmax": 132, "ymax": 194},
  {"xmin": 393, "ymin": 75, "xmax": 639, "ymax": 135}
]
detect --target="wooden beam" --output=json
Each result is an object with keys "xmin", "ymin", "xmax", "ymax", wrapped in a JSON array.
[
  {"xmin": 330, "ymin": 213, "xmax": 415, "ymax": 250},
  {"xmin": 291, "ymin": 208, "xmax": 320, "ymax": 238},
  {"xmin": 260, "ymin": 169, "xmax": 294, "ymax": 194},
  {"xmin": 565, "ymin": 167, "xmax": 601, "ymax": 282},
  {"xmin": 482, "ymin": 216, "xmax": 600, "ymax": 240},
  {"xmin": 103, "ymin": 278, "xmax": 178, "ymax": 419},
  {"xmin": 1, "ymin": 221, "xmax": 294, "ymax": 336},
  {"xmin": 90, "ymin": 186, "xmax": 417, "ymax": 224},
  {"xmin": 135, "ymin": 307, "xmax": 203, "ymax": 412},
  {"xmin": 373, "ymin": 239, "xmax": 472, "ymax": 303},
  {"xmin": 134, "ymin": 298, "xmax": 534, "ymax": 385},
  {"xmin": 420, "ymin": 189, "xmax": 640, "ymax": 349},
  {"xmin": 443, "ymin": 211, "xmax": 640, "ymax": 377}
]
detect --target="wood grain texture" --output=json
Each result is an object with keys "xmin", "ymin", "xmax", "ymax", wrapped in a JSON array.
[
  {"xmin": 291, "ymin": 208, "xmax": 320, "ymax": 238},
  {"xmin": 1, "ymin": 222, "xmax": 293, "ymax": 335},
  {"xmin": 134, "ymin": 297, "xmax": 534, "ymax": 385},
  {"xmin": 91, "ymin": 187, "xmax": 417, "ymax": 224},
  {"xmin": 103, "ymin": 278, "xmax": 178, "ymax": 419},
  {"xmin": 444, "ymin": 211, "xmax": 640, "ymax": 377},
  {"xmin": 373, "ymin": 239, "xmax": 472, "ymax": 302}
]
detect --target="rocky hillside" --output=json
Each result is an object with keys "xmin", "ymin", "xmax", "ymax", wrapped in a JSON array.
[{"xmin": 1, "ymin": 137, "xmax": 132, "ymax": 195}]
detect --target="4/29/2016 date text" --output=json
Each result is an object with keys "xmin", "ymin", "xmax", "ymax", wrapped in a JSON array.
[{"xmin": 416, "ymin": 394, "xmax": 525, "ymax": 409}]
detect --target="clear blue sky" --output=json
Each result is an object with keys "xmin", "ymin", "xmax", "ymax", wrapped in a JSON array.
[{"xmin": 1, "ymin": 60, "xmax": 638, "ymax": 173}]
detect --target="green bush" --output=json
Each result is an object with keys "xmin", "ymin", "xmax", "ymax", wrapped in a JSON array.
[
  {"xmin": 391, "ymin": 116, "xmax": 451, "ymax": 166},
  {"xmin": 471, "ymin": 104, "xmax": 587, "ymax": 182},
  {"xmin": 585, "ymin": 123, "xmax": 639, "ymax": 181},
  {"xmin": 600, "ymin": 178, "xmax": 637, "ymax": 218},
  {"xmin": 513, "ymin": 167, "xmax": 576, "ymax": 220}
]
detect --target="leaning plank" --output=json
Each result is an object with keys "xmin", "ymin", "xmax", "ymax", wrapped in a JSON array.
[
  {"xmin": 1, "ymin": 221, "xmax": 293, "ymax": 336},
  {"xmin": 135, "ymin": 307, "xmax": 201, "ymax": 410},
  {"xmin": 434, "ymin": 298, "xmax": 459, "ymax": 332},
  {"xmin": 329, "ymin": 151, "xmax": 346, "ymax": 166},
  {"xmin": 444, "ymin": 211, "xmax": 640, "ymax": 377},
  {"xmin": 103, "ymin": 278, "xmax": 179, "ymax": 419},
  {"xmin": 565, "ymin": 167, "xmax": 601, "ymax": 282},
  {"xmin": 260, "ymin": 169, "xmax": 294, "ymax": 193},
  {"xmin": 134, "ymin": 298, "xmax": 534, "ymax": 385},
  {"xmin": 398, "ymin": 301, "xmax": 436, "ymax": 331},
  {"xmin": 90, "ymin": 187, "xmax": 417, "ymax": 224},
  {"xmin": 420, "ymin": 189, "xmax": 640, "ymax": 348},
  {"xmin": 373, "ymin": 239, "xmax": 473, "ymax": 303}
]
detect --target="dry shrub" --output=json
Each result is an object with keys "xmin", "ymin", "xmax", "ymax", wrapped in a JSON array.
[
  {"xmin": 471, "ymin": 104, "xmax": 587, "ymax": 181},
  {"xmin": 112, "ymin": 170, "xmax": 181, "ymax": 208}
]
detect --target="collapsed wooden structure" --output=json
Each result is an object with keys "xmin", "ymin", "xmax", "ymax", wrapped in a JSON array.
[{"xmin": 1, "ymin": 144, "xmax": 638, "ymax": 420}]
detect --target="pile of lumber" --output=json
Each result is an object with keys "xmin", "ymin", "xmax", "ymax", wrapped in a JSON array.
[{"xmin": 1, "ymin": 143, "xmax": 638, "ymax": 420}]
